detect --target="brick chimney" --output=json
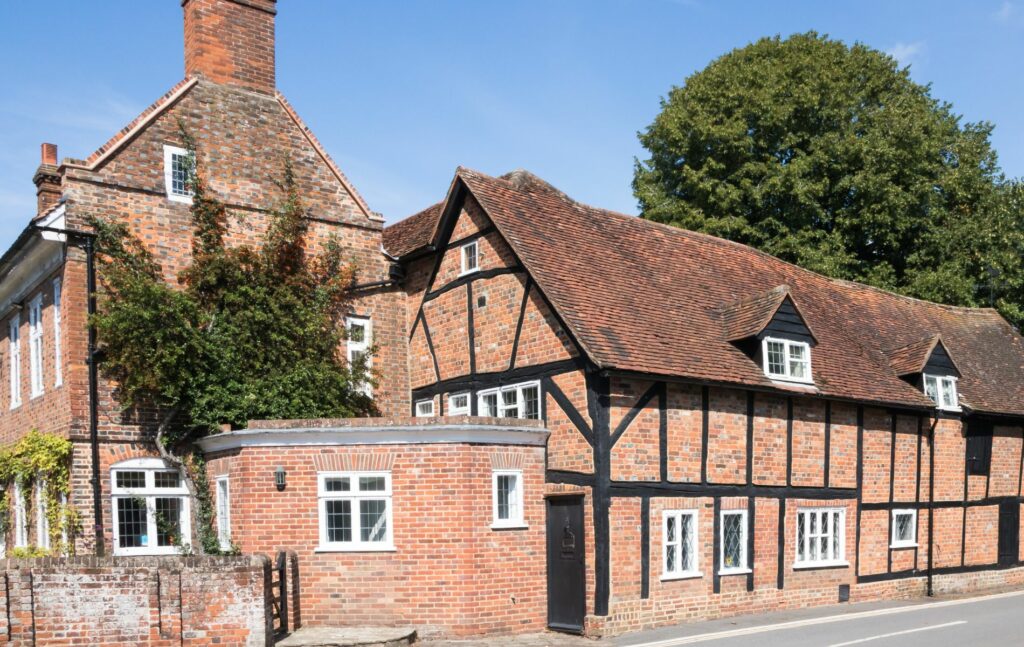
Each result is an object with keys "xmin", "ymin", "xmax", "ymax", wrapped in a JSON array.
[
  {"xmin": 33, "ymin": 143, "xmax": 61, "ymax": 216},
  {"xmin": 182, "ymin": 0, "xmax": 277, "ymax": 94}
]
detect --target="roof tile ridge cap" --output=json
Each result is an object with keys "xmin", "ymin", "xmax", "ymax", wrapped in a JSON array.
[
  {"xmin": 274, "ymin": 91, "xmax": 381, "ymax": 222},
  {"xmin": 883, "ymin": 332, "xmax": 942, "ymax": 355},
  {"xmin": 716, "ymin": 283, "xmax": 790, "ymax": 313},
  {"xmin": 826, "ymin": 275, "xmax": 1001, "ymax": 314},
  {"xmin": 387, "ymin": 200, "xmax": 443, "ymax": 230},
  {"xmin": 70, "ymin": 76, "xmax": 199, "ymax": 170}
]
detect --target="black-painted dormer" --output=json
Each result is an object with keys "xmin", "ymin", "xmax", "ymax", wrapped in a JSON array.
[{"xmin": 720, "ymin": 286, "xmax": 816, "ymax": 384}]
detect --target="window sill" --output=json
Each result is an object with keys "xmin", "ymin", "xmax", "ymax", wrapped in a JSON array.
[
  {"xmin": 765, "ymin": 374, "xmax": 815, "ymax": 386},
  {"xmin": 315, "ymin": 545, "xmax": 396, "ymax": 553},
  {"xmin": 718, "ymin": 567, "xmax": 752, "ymax": 576},
  {"xmin": 112, "ymin": 548, "xmax": 181, "ymax": 557},
  {"xmin": 30, "ymin": 391, "xmax": 43, "ymax": 401},
  {"xmin": 167, "ymin": 193, "xmax": 194, "ymax": 204},
  {"xmin": 890, "ymin": 543, "xmax": 918, "ymax": 550},
  {"xmin": 936, "ymin": 406, "xmax": 962, "ymax": 413},
  {"xmin": 491, "ymin": 523, "xmax": 529, "ymax": 531},
  {"xmin": 792, "ymin": 560, "xmax": 850, "ymax": 570},
  {"xmin": 458, "ymin": 268, "xmax": 480, "ymax": 278},
  {"xmin": 661, "ymin": 571, "xmax": 703, "ymax": 582}
]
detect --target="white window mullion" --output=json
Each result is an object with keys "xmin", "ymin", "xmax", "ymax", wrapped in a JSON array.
[
  {"xmin": 53, "ymin": 279, "xmax": 62, "ymax": 387},
  {"xmin": 9, "ymin": 314, "xmax": 21, "ymax": 409}
]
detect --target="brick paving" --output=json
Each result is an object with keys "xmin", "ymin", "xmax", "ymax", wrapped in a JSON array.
[{"xmin": 418, "ymin": 632, "xmax": 595, "ymax": 647}]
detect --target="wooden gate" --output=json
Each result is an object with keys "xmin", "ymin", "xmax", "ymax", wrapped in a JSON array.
[{"xmin": 271, "ymin": 551, "xmax": 289, "ymax": 636}]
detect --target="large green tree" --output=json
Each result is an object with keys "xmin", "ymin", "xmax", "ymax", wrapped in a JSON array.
[{"xmin": 634, "ymin": 32, "xmax": 1024, "ymax": 326}]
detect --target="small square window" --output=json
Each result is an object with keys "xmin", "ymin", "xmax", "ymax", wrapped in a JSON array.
[
  {"xmin": 448, "ymin": 392, "xmax": 471, "ymax": 416},
  {"xmin": 415, "ymin": 399, "xmax": 435, "ymax": 417},
  {"xmin": 461, "ymin": 241, "xmax": 479, "ymax": 275},
  {"xmin": 762, "ymin": 337, "xmax": 812, "ymax": 383},
  {"xmin": 891, "ymin": 509, "xmax": 917, "ymax": 548},
  {"xmin": 492, "ymin": 470, "xmax": 525, "ymax": 529},
  {"xmin": 923, "ymin": 373, "xmax": 959, "ymax": 411}
]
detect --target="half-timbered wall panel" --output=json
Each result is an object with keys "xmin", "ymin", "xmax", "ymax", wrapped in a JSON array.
[
  {"xmin": 706, "ymin": 388, "xmax": 747, "ymax": 484},
  {"xmin": 472, "ymin": 273, "xmax": 526, "ymax": 373},
  {"xmin": 893, "ymin": 416, "xmax": 920, "ymax": 502},
  {"xmin": 934, "ymin": 418, "xmax": 967, "ymax": 502},
  {"xmin": 666, "ymin": 383, "xmax": 703, "ymax": 483},
  {"xmin": 829, "ymin": 403, "xmax": 858, "ymax": 489},
  {"xmin": 609, "ymin": 378, "xmax": 660, "ymax": 482},
  {"xmin": 513, "ymin": 286, "xmax": 579, "ymax": 367},
  {"xmin": 408, "ymin": 322, "xmax": 437, "ymax": 389},
  {"xmin": 861, "ymin": 409, "xmax": 892, "ymax": 504},
  {"xmin": 422, "ymin": 287, "xmax": 470, "ymax": 381},
  {"xmin": 990, "ymin": 427, "xmax": 1022, "ymax": 497},
  {"xmin": 547, "ymin": 370, "xmax": 595, "ymax": 474},
  {"xmin": 933, "ymin": 506, "xmax": 965, "ymax": 567},
  {"xmin": 965, "ymin": 506, "xmax": 998, "ymax": 565},
  {"xmin": 751, "ymin": 395, "xmax": 787, "ymax": 486},
  {"xmin": 790, "ymin": 400, "xmax": 826, "ymax": 487},
  {"xmin": 858, "ymin": 509, "xmax": 889, "ymax": 576}
]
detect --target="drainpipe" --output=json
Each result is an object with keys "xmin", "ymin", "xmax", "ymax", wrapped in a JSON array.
[
  {"xmin": 927, "ymin": 414, "xmax": 936, "ymax": 596},
  {"xmin": 35, "ymin": 225, "xmax": 103, "ymax": 555}
]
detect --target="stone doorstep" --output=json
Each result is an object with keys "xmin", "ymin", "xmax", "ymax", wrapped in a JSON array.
[{"xmin": 275, "ymin": 626, "xmax": 417, "ymax": 647}]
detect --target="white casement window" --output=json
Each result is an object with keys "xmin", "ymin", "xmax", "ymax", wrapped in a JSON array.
[
  {"xmin": 28, "ymin": 294, "xmax": 44, "ymax": 399},
  {"xmin": 13, "ymin": 481, "xmax": 27, "ymax": 548},
  {"xmin": 215, "ymin": 476, "xmax": 231, "ymax": 550},
  {"xmin": 663, "ymin": 509, "xmax": 700, "ymax": 579},
  {"xmin": 478, "ymin": 381, "xmax": 541, "ymax": 420},
  {"xmin": 346, "ymin": 316, "xmax": 372, "ymax": 397},
  {"xmin": 163, "ymin": 145, "xmax": 193, "ymax": 203},
  {"xmin": 460, "ymin": 241, "xmax": 479, "ymax": 275},
  {"xmin": 52, "ymin": 279, "xmax": 62, "ymax": 387},
  {"xmin": 448, "ymin": 392, "xmax": 471, "ymax": 416},
  {"xmin": 317, "ymin": 472, "xmax": 394, "ymax": 552},
  {"xmin": 35, "ymin": 478, "xmax": 49, "ymax": 550},
  {"xmin": 762, "ymin": 337, "xmax": 812, "ymax": 383},
  {"xmin": 110, "ymin": 458, "xmax": 191, "ymax": 556},
  {"xmin": 415, "ymin": 399, "xmax": 435, "ymax": 417},
  {"xmin": 891, "ymin": 509, "xmax": 918, "ymax": 548},
  {"xmin": 795, "ymin": 507, "xmax": 846, "ymax": 568},
  {"xmin": 9, "ymin": 314, "xmax": 21, "ymax": 409},
  {"xmin": 492, "ymin": 470, "xmax": 525, "ymax": 529},
  {"xmin": 923, "ymin": 374, "xmax": 959, "ymax": 411},
  {"xmin": 719, "ymin": 509, "xmax": 749, "ymax": 574}
]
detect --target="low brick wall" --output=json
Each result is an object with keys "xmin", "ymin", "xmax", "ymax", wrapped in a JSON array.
[{"xmin": 0, "ymin": 555, "xmax": 271, "ymax": 646}]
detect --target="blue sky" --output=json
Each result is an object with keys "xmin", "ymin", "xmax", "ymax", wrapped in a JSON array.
[{"xmin": 1, "ymin": 1, "xmax": 1021, "ymax": 250}]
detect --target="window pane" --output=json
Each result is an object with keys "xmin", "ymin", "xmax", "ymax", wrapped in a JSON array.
[
  {"xmin": 831, "ymin": 512, "xmax": 841, "ymax": 559},
  {"xmin": 360, "ymin": 499, "xmax": 388, "ymax": 542},
  {"xmin": 723, "ymin": 514, "xmax": 743, "ymax": 568},
  {"xmin": 155, "ymin": 497, "xmax": 182, "ymax": 547},
  {"xmin": 502, "ymin": 389, "xmax": 519, "ymax": 418},
  {"xmin": 895, "ymin": 513, "xmax": 913, "ymax": 542},
  {"xmin": 522, "ymin": 385, "xmax": 540, "ymax": 420},
  {"xmin": 326, "ymin": 500, "xmax": 352, "ymax": 543},
  {"xmin": 797, "ymin": 513, "xmax": 805, "ymax": 561},
  {"xmin": 117, "ymin": 498, "xmax": 148, "ymax": 548},
  {"xmin": 359, "ymin": 476, "xmax": 386, "ymax": 492},
  {"xmin": 481, "ymin": 393, "xmax": 498, "ymax": 417},
  {"xmin": 941, "ymin": 379, "xmax": 956, "ymax": 408},
  {"xmin": 789, "ymin": 344, "xmax": 807, "ymax": 379},
  {"xmin": 497, "ymin": 474, "xmax": 513, "ymax": 520},
  {"xmin": 116, "ymin": 471, "xmax": 146, "ymax": 489},
  {"xmin": 324, "ymin": 477, "xmax": 350, "ymax": 492},
  {"xmin": 154, "ymin": 471, "xmax": 181, "ymax": 488},
  {"xmin": 924, "ymin": 376, "xmax": 939, "ymax": 404},
  {"xmin": 171, "ymin": 154, "xmax": 189, "ymax": 195},
  {"xmin": 349, "ymin": 323, "xmax": 365, "ymax": 344},
  {"xmin": 680, "ymin": 514, "xmax": 694, "ymax": 572},
  {"xmin": 666, "ymin": 515, "xmax": 676, "ymax": 543},
  {"xmin": 766, "ymin": 341, "xmax": 786, "ymax": 375}
]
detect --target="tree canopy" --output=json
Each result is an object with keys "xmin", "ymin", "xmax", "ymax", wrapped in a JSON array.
[
  {"xmin": 634, "ymin": 31, "xmax": 1024, "ymax": 327},
  {"xmin": 91, "ymin": 133, "xmax": 375, "ymax": 449}
]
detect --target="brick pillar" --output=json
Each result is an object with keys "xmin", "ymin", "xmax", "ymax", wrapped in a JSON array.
[{"xmin": 33, "ymin": 142, "xmax": 61, "ymax": 216}]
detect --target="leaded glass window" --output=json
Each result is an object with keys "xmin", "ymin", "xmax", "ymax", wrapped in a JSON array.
[
  {"xmin": 720, "ymin": 510, "xmax": 748, "ymax": 573},
  {"xmin": 891, "ymin": 510, "xmax": 917, "ymax": 548},
  {"xmin": 663, "ymin": 510, "xmax": 699, "ymax": 578}
]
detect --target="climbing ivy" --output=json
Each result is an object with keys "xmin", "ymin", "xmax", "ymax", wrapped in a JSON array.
[{"xmin": 0, "ymin": 430, "xmax": 79, "ymax": 556}]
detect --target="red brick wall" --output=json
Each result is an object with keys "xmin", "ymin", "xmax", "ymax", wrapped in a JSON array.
[
  {"xmin": 184, "ymin": 0, "xmax": 277, "ymax": 94},
  {"xmin": 0, "ymin": 555, "xmax": 270, "ymax": 646},
  {"xmin": 206, "ymin": 439, "xmax": 547, "ymax": 637}
]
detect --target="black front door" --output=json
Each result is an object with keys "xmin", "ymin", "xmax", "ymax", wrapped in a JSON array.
[
  {"xmin": 546, "ymin": 496, "xmax": 586, "ymax": 633},
  {"xmin": 998, "ymin": 501, "xmax": 1020, "ymax": 566}
]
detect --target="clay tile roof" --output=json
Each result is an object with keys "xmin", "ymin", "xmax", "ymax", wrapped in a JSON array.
[
  {"xmin": 717, "ymin": 285, "xmax": 815, "ymax": 342},
  {"xmin": 390, "ymin": 167, "xmax": 1024, "ymax": 416},
  {"xmin": 383, "ymin": 202, "xmax": 443, "ymax": 258},
  {"xmin": 886, "ymin": 335, "xmax": 958, "ymax": 377}
]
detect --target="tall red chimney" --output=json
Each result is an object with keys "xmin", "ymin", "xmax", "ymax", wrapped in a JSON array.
[
  {"xmin": 182, "ymin": 0, "xmax": 277, "ymax": 94},
  {"xmin": 33, "ymin": 143, "xmax": 61, "ymax": 216}
]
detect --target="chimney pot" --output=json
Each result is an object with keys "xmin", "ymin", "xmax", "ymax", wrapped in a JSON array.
[{"xmin": 41, "ymin": 143, "xmax": 58, "ymax": 166}]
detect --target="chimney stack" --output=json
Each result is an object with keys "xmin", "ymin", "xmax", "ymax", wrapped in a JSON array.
[
  {"xmin": 182, "ymin": 0, "xmax": 277, "ymax": 94},
  {"xmin": 33, "ymin": 143, "xmax": 61, "ymax": 216}
]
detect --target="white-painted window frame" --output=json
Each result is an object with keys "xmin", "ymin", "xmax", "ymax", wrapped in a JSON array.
[
  {"xmin": 794, "ymin": 507, "xmax": 847, "ymax": 569},
  {"xmin": 719, "ymin": 509, "xmax": 750, "ymax": 575},
  {"xmin": 215, "ymin": 476, "xmax": 231, "ymax": 550},
  {"xmin": 460, "ymin": 240, "xmax": 480, "ymax": 276},
  {"xmin": 923, "ymin": 374, "xmax": 960, "ymax": 411},
  {"xmin": 9, "ymin": 314, "xmax": 21, "ymax": 409},
  {"xmin": 316, "ymin": 471, "xmax": 394, "ymax": 552},
  {"xmin": 662, "ymin": 509, "xmax": 701, "ymax": 580},
  {"xmin": 345, "ymin": 316, "xmax": 372, "ymax": 397},
  {"xmin": 28, "ymin": 294, "xmax": 44, "ymax": 399},
  {"xmin": 415, "ymin": 399, "xmax": 435, "ymax": 417},
  {"xmin": 13, "ymin": 481, "xmax": 27, "ymax": 548},
  {"xmin": 477, "ymin": 381, "xmax": 541, "ymax": 420},
  {"xmin": 163, "ymin": 145, "xmax": 193, "ymax": 203},
  {"xmin": 762, "ymin": 336, "xmax": 813, "ymax": 384},
  {"xmin": 110, "ymin": 458, "xmax": 191, "ymax": 556},
  {"xmin": 448, "ymin": 392, "xmax": 471, "ymax": 416},
  {"xmin": 890, "ymin": 509, "xmax": 918, "ymax": 549},
  {"xmin": 52, "ymin": 279, "xmax": 62, "ymax": 388},
  {"xmin": 35, "ymin": 478, "xmax": 49, "ymax": 550},
  {"xmin": 491, "ymin": 469, "xmax": 526, "ymax": 529}
]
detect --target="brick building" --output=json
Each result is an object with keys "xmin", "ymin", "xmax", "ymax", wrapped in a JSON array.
[{"xmin": 3, "ymin": 0, "xmax": 1024, "ymax": 640}]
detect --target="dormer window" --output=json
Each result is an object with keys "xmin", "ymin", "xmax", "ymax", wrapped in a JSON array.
[
  {"xmin": 924, "ymin": 374, "xmax": 959, "ymax": 411},
  {"xmin": 762, "ymin": 337, "xmax": 811, "ymax": 383},
  {"xmin": 460, "ymin": 241, "xmax": 479, "ymax": 275}
]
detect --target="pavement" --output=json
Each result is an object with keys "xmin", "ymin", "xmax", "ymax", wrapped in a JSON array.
[{"xmin": 417, "ymin": 588, "xmax": 1024, "ymax": 646}]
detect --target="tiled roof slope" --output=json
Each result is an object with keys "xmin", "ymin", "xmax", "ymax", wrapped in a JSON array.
[
  {"xmin": 391, "ymin": 167, "xmax": 1024, "ymax": 416},
  {"xmin": 383, "ymin": 202, "xmax": 442, "ymax": 258},
  {"xmin": 718, "ymin": 285, "xmax": 815, "ymax": 342}
]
